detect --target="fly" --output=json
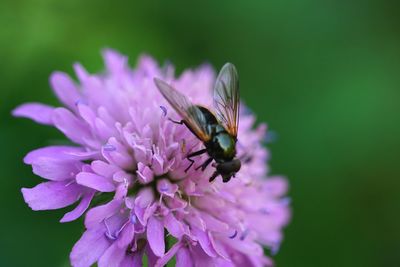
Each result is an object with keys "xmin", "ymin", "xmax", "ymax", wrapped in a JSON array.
[{"xmin": 154, "ymin": 63, "xmax": 241, "ymax": 183}]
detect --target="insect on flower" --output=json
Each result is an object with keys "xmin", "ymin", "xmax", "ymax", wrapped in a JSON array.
[{"xmin": 154, "ymin": 62, "xmax": 241, "ymax": 183}]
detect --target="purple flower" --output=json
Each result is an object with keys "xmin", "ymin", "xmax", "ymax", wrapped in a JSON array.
[{"xmin": 14, "ymin": 49, "xmax": 290, "ymax": 267}]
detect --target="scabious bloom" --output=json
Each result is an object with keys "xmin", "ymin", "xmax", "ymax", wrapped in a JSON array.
[{"xmin": 14, "ymin": 50, "xmax": 290, "ymax": 267}]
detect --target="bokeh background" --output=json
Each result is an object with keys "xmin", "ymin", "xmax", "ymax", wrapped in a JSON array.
[{"xmin": 1, "ymin": 1, "xmax": 399, "ymax": 266}]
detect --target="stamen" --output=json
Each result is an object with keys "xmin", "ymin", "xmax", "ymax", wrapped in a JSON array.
[
  {"xmin": 123, "ymin": 178, "xmax": 129, "ymax": 189},
  {"xmin": 271, "ymin": 242, "xmax": 281, "ymax": 255},
  {"xmin": 180, "ymin": 139, "xmax": 186, "ymax": 153},
  {"xmin": 103, "ymin": 144, "xmax": 116, "ymax": 152},
  {"xmin": 75, "ymin": 99, "xmax": 87, "ymax": 106},
  {"xmin": 240, "ymin": 228, "xmax": 249, "ymax": 241},
  {"xmin": 159, "ymin": 183, "xmax": 169, "ymax": 192},
  {"xmin": 103, "ymin": 218, "xmax": 117, "ymax": 240},
  {"xmin": 260, "ymin": 208, "xmax": 270, "ymax": 215},
  {"xmin": 114, "ymin": 220, "xmax": 129, "ymax": 238},
  {"xmin": 103, "ymin": 217, "xmax": 130, "ymax": 240},
  {"xmin": 241, "ymin": 105, "xmax": 253, "ymax": 115},
  {"xmin": 130, "ymin": 214, "xmax": 137, "ymax": 224},
  {"xmin": 263, "ymin": 131, "xmax": 278, "ymax": 144},
  {"xmin": 65, "ymin": 180, "xmax": 76, "ymax": 187},
  {"xmin": 229, "ymin": 230, "xmax": 238, "ymax": 239},
  {"xmin": 160, "ymin": 106, "xmax": 167, "ymax": 117},
  {"xmin": 280, "ymin": 197, "xmax": 291, "ymax": 206}
]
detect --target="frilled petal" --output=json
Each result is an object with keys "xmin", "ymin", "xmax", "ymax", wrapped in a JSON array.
[
  {"xmin": 70, "ymin": 228, "xmax": 110, "ymax": 267},
  {"xmin": 50, "ymin": 71, "xmax": 81, "ymax": 110},
  {"xmin": 12, "ymin": 103, "xmax": 54, "ymax": 125},
  {"xmin": 21, "ymin": 181, "xmax": 82, "ymax": 210},
  {"xmin": 147, "ymin": 216, "xmax": 165, "ymax": 257},
  {"xmin": 76, "ymin": 172, "xmax": 115, "ymax": 192},
  {"xmin": 60, "ymin": 190, "xmax": 95, "ymax": 223}
]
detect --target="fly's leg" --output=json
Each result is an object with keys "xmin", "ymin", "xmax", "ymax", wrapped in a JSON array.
[
  {"xmin": 195, "ymin": 157, "xmax": 213, "ymax": 171},
  {"xmin": 168, "ymin": 118, "xmax": 184, "ymax": 125},
  {"xmin": 185, "ymin": 148, "xmax": 207, "ymax": 172},
  {"xmin": 209, "ymin": 170, "xmax": 220, "ymax": 182},
  {"xmin": 239, "ymin": 153, "xmax": 253, "ymax": 164},
  {"xmin": 168, "ymin": 118, "xmax": 204, "ymax": 141}
]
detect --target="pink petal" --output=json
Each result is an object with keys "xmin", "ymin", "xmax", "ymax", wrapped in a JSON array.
[
  {"xmin": 134, "ymin": 188, "xmax": 155, "ymax": 225},
  {"xmin": 91, "ymin": 160, "xmax": 120, "ymax": 178},
  {"xmin": 70, "ymin": 228, "xmax": 110, "ymax": 267},
  {"xmin": 145, "ymin": 244, "xmax": 159, "ymax": 267},
  {"xmin": 12, "ymin": 103, "xmax": 54, "ymax": 125},
  {"xmin": 24, "ymin": 146, "xmax": 87, "ymax": 164},
  {"xmin": 190, "ymin": 244, "xmax": 215, "ymax": 266},
  {"xmin": 200, "ymin": 212, "xmax": 229, "ymax": 233},
  {"xmin": 95, "ymin": 117, "xmax": 116, "ymax": 141},
  {"xmin": 60, "ymin": 190, "xmax": 95, "ymax": 223},
  {"xmin": 65, "ymin": 149, "xmax": 100, "ymax": 160},
  {"xmin": 157, "ymin": 179, "xmax": 178, "ymax": 197},
  {"xmin": 50, "ymin": 71, "xmax": 81, "ymax": 110},
  {"xmin": 85, "ymin": 199, "xmax": 122, "ymax": 228},
  {"xmin": 31, "ymin": 157, "xmax": 83, "ymax": 181},
  {"xmin": 119, "ymin": 255, "xmax": 135, "ymax": 267},
  {"xmin": 22, "ymin": 181, "xmax": 82, "ymax": 210},
  {"xmin": 137, "ymin": 162, "xmax": 154, "ymax": 184},
  {"xmin": 52, "ymin": 107, "xmax": 93, "ymax": 146},
  {"xmin": 176, "ymin": 247, "xmax": 193, "ymax": 267},
  {"xmin": 77, "ymin": 103, "xmax": 96, "ymax": 128},
  {"xmin": 192, "ymin": 227, "xmax": 217, "ymax": 257},
  {"xmin": 226, "ymin": 238, "xmax": 264, "ymax": 256},
  {"xmin": 147, "ymin": 216, "xmax": 165, "ymax": 257},
  {"xmin": 164, "ymin": 213, "xmax": 184, "ymax": 238},
  {"xmin": 263, "ymin": 176, "xmax": 288, "ymax": 197},
  {"xmin": 103, "ymin": 49, "xmax": 128, "ymax": 74},
  {"xmin": 73, "ymin": 63, "xmax": 89, "ymax": 83},
  {"xmin": 98, "ymin": 242, "xmax": 126, "ymax": 267},
  {"xmin": 155, "ymin": 241, "xmax": 182, "ymax": 267},
  {"xmin": 76, "ymin": 172, "xmax": 115, "ymax": 192},
  {"xmin": 117, "ymin": 223, "xmax": 135, "ymax": 248},
  {"xmin": 132, "ymin": 250, "xmax": 144, "ymax": 266},
  {"xmin": 209, "ymin": 233, "xmax": 230, "ymax": 260},
  {"xmin": 152, "ymin": 153, "xmax": 164, "ymax": 175},
  {"xmin": 101, "ymin": 138, "xmax": 134, "ymax": 170}
]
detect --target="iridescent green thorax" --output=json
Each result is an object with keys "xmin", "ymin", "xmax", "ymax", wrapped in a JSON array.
[
  {"xmin": 206, "ymin": 126, "xmax": 236, "ymax": 161},
  {"xmin": 195, "ymin": 106, "xmax": 237, "ymax": 162},
  {"xmin": 213, "ymin": 132, "xmax": 236, "ymax": 159}
]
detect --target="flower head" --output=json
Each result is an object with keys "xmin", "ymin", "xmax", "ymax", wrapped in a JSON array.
[{"xmin": 14, "ymin": 50, "xmax": 290, "ymax": 267}]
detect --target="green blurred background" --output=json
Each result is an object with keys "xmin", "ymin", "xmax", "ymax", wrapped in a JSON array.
[{"xmin": 1, "ymin": 1, "xmax": 399, "ymax": 266}]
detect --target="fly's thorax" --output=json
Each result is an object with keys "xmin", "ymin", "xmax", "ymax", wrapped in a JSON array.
[{"xmin": 207, "ymin": 129, "xmax": 236, "ymax": 160}]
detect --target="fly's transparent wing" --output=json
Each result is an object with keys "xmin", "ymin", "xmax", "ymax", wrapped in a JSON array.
[
  {"xmin": 213, "ymin": 63, "xmax": 240, "ymax": 137},
  {"xmin": 154, "ymin": 78, "xmax": 211, "ymax": 142}
]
